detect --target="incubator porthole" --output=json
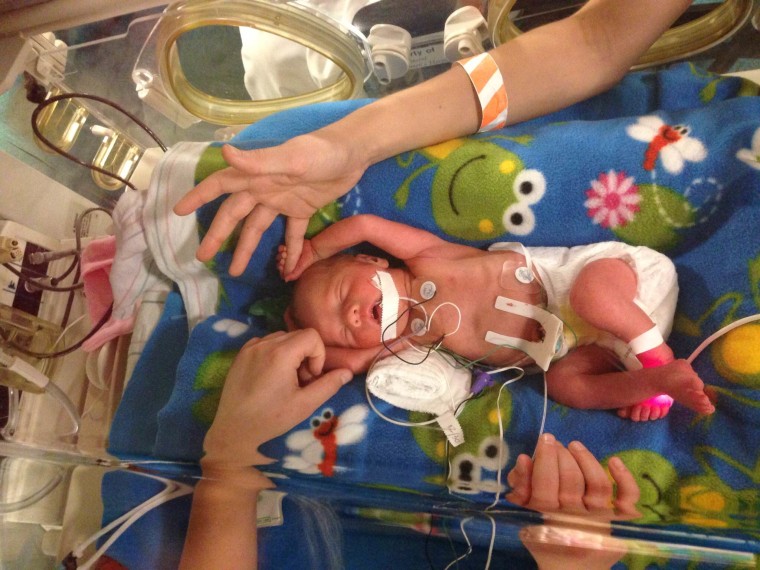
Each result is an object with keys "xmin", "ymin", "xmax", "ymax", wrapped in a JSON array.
[{"xmin": 144, "ymin": 0, "xmax": 371, "ymax": 125}]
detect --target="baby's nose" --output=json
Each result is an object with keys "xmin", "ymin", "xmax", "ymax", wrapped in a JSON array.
[{"xmin": 344, "ymin": 303, "xmax": 362, "ymax": 328}]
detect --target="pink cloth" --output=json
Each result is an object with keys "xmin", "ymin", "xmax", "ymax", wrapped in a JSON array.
[
  {"xmin": 80, "ymin": 235, "xmax": 117, "ymax": 325},
  {"xmin": 81, "ymin": 192, "xmax": 165, "ymax": 352}
]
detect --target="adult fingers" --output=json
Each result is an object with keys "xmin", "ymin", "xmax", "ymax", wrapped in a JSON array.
[
  {"xmin": 568, "ymin": 441, "xmax": 614, "ymax": 513},
  {"xmin": 240, "ymin": 332, "xmax": 285, "ymax": 350},
  {"xmin": 269, "ymin": 329, "xmax": 327, "ymax": 375},
  {"xmin": 174, "ymin": 167, "xmax": 253, "ymax": 216},
  {"xmin": 222, "ymin": 144, "xmax": 297, "ymax": 177},
  {"xmin": 556, "ymin": 445, "xmax": 587, "ymax": 512},
  {"xmin": 608, "ymin": 456, "xmax": 641, "ymax": 519},
  {"xmin": 527, "ymin": 434, "xmax": 561, "ymax": 511},
  {"xmin": 505, "ymin": 454, "xmax": 534, "ymax": 506},
  {"xmin": 228, "ymin": 206, "xmax": 277, "ymax": 276},
  {"xmin": 296, "ymin": 367, "xmax": 352, "ymax": 414},
  {"xmin": 283, "ymin": 217, "xmax": 309, "ymax": 277},
  {"xmin": 196, "ymin": 191, "xmax": 257, "ymax": 262}
]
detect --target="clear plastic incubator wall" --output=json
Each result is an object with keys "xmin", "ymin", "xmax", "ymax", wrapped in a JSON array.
[{"xmin": 0, "ymin": 1, "xmax": 759, "ymax": 568}]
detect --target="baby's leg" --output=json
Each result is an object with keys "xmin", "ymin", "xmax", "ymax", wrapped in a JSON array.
[
  {"xmin": 547, "ymin": 345, "xmax": 714, "ymax": 421},
  {"xmin": 569, "ymin": 258, "xmax": 676, "ymax": 420}
]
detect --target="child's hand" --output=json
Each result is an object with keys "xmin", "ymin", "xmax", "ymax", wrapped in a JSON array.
[{"xmin": 278, "ymin": 240, "xmax": 318, "ymax": 282}]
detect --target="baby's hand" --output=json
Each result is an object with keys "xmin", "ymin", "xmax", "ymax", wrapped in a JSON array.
[
  {"xmin": 276, "ymin": 245, "xmax": 289, "ymax": 279},
  {"xmin": 278, "ymin": 240, "xmax": 318, "ymax": 282}
]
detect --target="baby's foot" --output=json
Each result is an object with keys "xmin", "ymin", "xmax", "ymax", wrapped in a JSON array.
[
  {"xmin": 617, "ymin": 395, "xmax": 673, "ymax": 422},
  {"xmin": 617, "ymin": 360, "xmax": 715, "ymax": 422}
]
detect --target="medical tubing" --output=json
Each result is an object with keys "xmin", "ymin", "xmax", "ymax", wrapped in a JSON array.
[
  {"xmin": 47, "ymin": 207, "xmax": 107, "ymax": 288},
  {"xmin": 0, "ymin": 207, "xmax": 103, "ymax": 293},
  {"xmin": 444, "ymin": 516, "xmax": 475, "ymax": 570},
  {"xmin": 77, "ymin": 485, "xmax": 193, "ymax": 570},
  {"xmin": 0, "ymin": 387, "xmax": 20, "ymax": 439},
  {"xmin": 535, "ymin": 372, "xmax": 548, "ymax": 454},
  {"xmin": 44, "ymin": 380, "xmax": 81, "ymax": 436},
  {"xmin": 73, "ymin": 472, "xmax": 192, "ymax": 568},
  {"xmin": 1, "ymin": 262, "xmax": 83, "ymax": 292},
  {"xmin": 0, "ymin": 466, "xmax": 64, "ymax": 514},
  {"xmin": 484, "ymin": 514, "xmax": 497, "ymax": 570},
  {"xmin": 0, "ymin": 304, "xmax": 113, "ymax": 359},
  {"xmin": 686, "ymin": 313, "xmax": 760, "ymax": 364},
  {"xmin": 31, "ymin": 92, "xmax": 167, "ymax": 192}
]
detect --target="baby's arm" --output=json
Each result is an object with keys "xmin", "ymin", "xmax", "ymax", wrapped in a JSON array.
[
  {"xmin": 312, "ymin": 215, "xmax": 444, "ymax": 260},
  {"xmin": 280, "ymin": 214, "xmax": 453, "ymax": 281}
]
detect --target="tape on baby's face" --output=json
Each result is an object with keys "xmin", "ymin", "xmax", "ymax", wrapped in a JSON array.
[{"xmin": 371, "ymin": 271, "xmax": 400, "ymax": 342}]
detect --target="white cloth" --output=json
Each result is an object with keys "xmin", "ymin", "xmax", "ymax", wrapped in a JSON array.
[
  {"xmin": 239, "ymin": 0, "xmax": 370, "ymax": 100},
  {"xmin": 528, "ymin": 242, "xmax": 678, "ymax": 369},
  {"xmin": 143, "ymin": 142, "xmax": 220, "ymax": 330}
]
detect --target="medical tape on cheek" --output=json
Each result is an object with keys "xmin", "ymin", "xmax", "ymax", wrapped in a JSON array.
[{"xmin": 371, "ymin": 271, "xmax": 400, "ymax": 342}]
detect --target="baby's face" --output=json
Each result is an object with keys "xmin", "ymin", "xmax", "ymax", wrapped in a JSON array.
[{"xmin": 290, "ymin": 256, "xmax": 388, "ymax": 349}]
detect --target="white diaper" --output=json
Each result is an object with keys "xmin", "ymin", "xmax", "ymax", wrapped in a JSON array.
[{"xmin": 527, "ymin": 242, "xmax": 679, "ymax": 369}]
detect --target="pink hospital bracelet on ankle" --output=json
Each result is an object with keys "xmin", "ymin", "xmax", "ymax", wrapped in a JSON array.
[{"xmin": 455, "ymin": 52, "xmax": 508, "ymax": 132}]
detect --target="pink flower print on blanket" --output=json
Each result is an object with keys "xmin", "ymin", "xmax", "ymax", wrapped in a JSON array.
[{"xmin": 585, "ymin": 170, "xmax": 641, "ymax": 229}]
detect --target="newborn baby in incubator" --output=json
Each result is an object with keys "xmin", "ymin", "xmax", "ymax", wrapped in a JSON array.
[{"xmin": 280, "ymin": 214, "xmax": 715, "ymax": 422}]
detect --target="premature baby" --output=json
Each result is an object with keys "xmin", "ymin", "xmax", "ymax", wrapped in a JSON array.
[{"xmin": 280, "ymin": 214, "xmax": 714, "ymax": 422}]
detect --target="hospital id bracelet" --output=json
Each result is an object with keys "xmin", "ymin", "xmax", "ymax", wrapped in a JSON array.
[{"xmin": 455, "ymin": 52, "xmax": 509, "ymax": 133}]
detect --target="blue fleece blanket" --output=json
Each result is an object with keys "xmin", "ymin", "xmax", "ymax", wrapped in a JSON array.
[{"xmin": 109, "ymin": 64, "xmax": 760, "ymax": 560}]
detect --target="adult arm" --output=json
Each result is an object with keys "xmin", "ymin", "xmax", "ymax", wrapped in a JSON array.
[
  {"xmin": 174, "ymin": 0, "xmax": 693, "ymax": 276},
  {"xmin": 179, "ymin": 330, "xmax": 352, "ymax": 569}
]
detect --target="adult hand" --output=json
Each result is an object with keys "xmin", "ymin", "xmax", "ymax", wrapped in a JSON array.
[
  {"xmin": 519, "ymin": 523, "xmax": 628, "ymax": 570},
  {"xmin": 173, "ymin": 132, "xmax": 369, "ymax": 276},
  {"xmin": 201, "ymin": 330, "xmax": 352, "ymax": 468},
  {"xmin": 505, "ymin": 434, "xmax": 641, "ymax": 520}
]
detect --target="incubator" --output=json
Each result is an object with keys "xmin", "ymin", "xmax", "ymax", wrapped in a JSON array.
[{"xmin": 0, "ymin": 1, "xmax": 759, "ymax": 568}]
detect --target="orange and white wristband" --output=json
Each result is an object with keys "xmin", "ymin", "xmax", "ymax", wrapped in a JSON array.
[{"xmin": 455, "ymin": 52, "xmax": 508, "ymax": 132}]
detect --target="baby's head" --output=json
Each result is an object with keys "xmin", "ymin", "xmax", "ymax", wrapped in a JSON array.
[{"xmin": 285, "ymin": 253, "xmax": 392, "ymax": 349}]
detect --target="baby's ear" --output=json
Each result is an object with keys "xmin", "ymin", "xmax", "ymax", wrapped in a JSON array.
[
  {"xmin": 355, "ymin": 254, "xmax": 389, "ymax": 268},
  {"xmin": 283, "ymin": 307, "xmax": 298, "ymax": 331}
]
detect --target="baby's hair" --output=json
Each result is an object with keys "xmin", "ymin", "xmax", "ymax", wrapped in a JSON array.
[{"xmin": 287, "ymin": 253, "xmax": 355, "ymax": 330}]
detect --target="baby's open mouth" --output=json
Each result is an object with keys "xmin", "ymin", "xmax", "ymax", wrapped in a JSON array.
[{"xmin": 372, "ymin": 301, "xmax": 382, "ymax": 323}]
